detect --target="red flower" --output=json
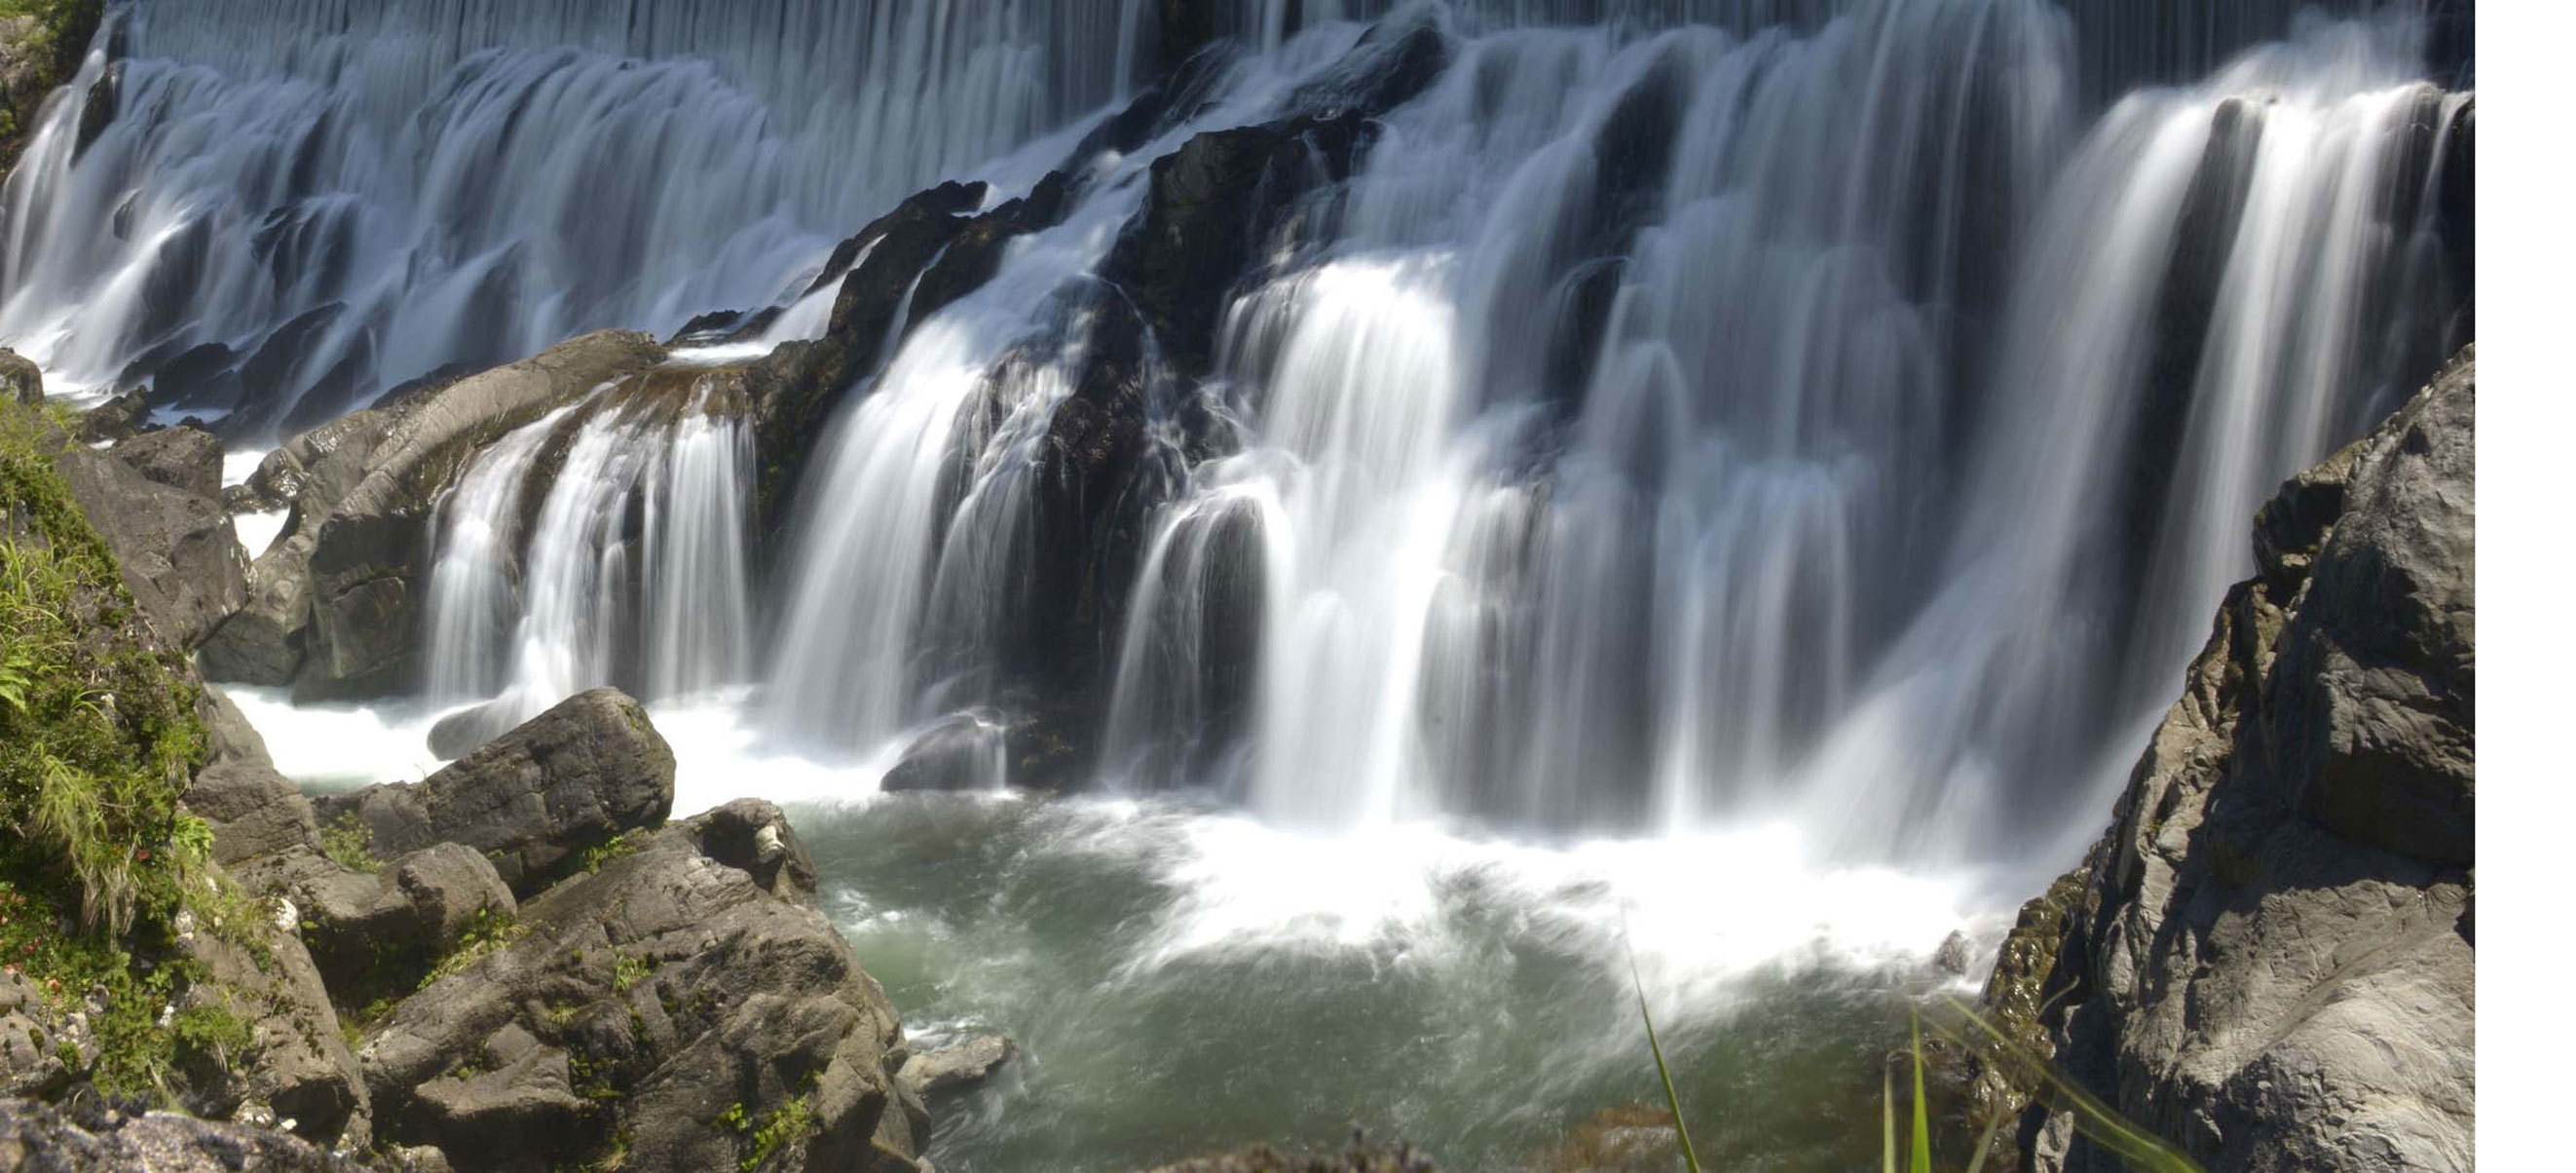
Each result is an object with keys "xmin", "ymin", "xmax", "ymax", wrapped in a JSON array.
[{"xmin": 134, "ymin": 849, "xmax": 150, "ymax": 861}]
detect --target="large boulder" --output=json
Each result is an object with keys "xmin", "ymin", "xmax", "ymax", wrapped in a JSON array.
[
  {"xmin": 73, "ymin": 388, "xmax": 148, "ymax": 444},
  {"xmin": 1984, "ymin": 351, "xmax": 2475, "ymax": 1172},
  {"xmin": 51, "ymin": 435, "xmax": 246, "ymax": 648},
  {"xmin": 356, "ymin": 800, "xmax": 928, "ymax": 1173},
  {"xmin": 110, "ymin": 424, "xmax": 223, "ymax": 500},
  {"xmin": 317, "ymin": 688, "xmax": 676, "ymax": 897},
  {"xmin": 0, "ymin": 347, "xmax": 39, "ymax": 404},
  {"xmin": 243, "ymin": 844, "xmax": 517, "ymax": 1001}
]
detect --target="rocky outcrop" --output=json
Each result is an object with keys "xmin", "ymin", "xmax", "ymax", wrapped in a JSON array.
[
  {"xmin": 357, "ymin": 799, "xmax": 928, "ymax": 1173},
  {"xmin": 0, "ymin": 347, "xmax": 39, "ymax": 404},
  {"xmin": 199, "ymin": 329, "xmax": 665, "ymax": 698},
  {"xmin": 109, "ymin": 424, "xmax": 222, "ymax": 499},
  {"xmin": 1981, "ymin": 350, "xmax": 2474, "ymax": 1171},
  {"xmin": 317, "ymin": 688, "xmax": 676, "ymax": 897},
  {"xmin": 50, "ymin": 429, "xmax": 246, "ymax": 649},
  {"xmin": 0, "ymin": 1095, "xmax": 380, "ymax": 1173}
]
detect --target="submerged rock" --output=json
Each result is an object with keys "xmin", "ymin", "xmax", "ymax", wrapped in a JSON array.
[
  {"xmin": 1984, "ymin": 350, "xmax": 2475, "ymax": 1172},
  {"xmin": 897, "ymin": 1035, "xmax": 1016, "ymax": 1099}
]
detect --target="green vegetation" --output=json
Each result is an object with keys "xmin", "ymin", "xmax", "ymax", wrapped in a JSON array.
[
  {"xmin": 419, "ymin": 906, "xmax": 523, "ymax": 990},
  {"xmin": 579, "ymin": 829, "xmax": 642, "ymax": 874},
  {"xmin": 611, "ymin": 947, "xmax": 653, "ymax": 994},
  {"xmin": 0, "ymin": 0, "xmax": 105, "ymax": 152},
  {"xmin": 320, "ymin": 811, "xmax": 382, "ymax": 873},
  {"xmin": 740, "ymin": 1095, "xmax": 814, "ymax": 1172},
  {"xmin": 0, "ymin": 402, "xmax": 274, "ymax": 1100}
]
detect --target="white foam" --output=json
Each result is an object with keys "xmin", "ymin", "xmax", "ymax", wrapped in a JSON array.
[
  {"xmin": 233, "ymin": 509, "xmax": 289, "ymax": 559},
  {"xmin": 219, "ymin": 685, "xmax": 450, "ymax": 791}
]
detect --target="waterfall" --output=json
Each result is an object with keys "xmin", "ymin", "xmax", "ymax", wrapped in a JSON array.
[
  {"xmin": 21, "ymin": 0, "xmax": 2470, "ymax": 865},
  {"xmin": 421, "ymin": 368, "xmax": 757, "ymax": 747}
]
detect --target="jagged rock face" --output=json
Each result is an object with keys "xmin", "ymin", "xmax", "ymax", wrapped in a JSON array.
[
  {"xmin": 0, "ymin": 1095, "xmax": 383, "ymax": 1173},
  {"xmin": 317, "ymin": 688, "xmax": 677, "ymax": 898},
  {"xmin": 1986, "ymin": 351, "xmax": 2474, "ymax": 1172},
  {"xmin": 357, "ymin": 799, "xmax": 928, "ymax": 1173},
  {"xmin": 50, "ymin": 433, "xmax": 246, "ymax": 649}
]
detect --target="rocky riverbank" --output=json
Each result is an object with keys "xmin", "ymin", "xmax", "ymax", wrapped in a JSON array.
[
  {"xmin": 1976, "ymin": 350, "xmax": 2476, "ymax": 1170},
  {"xmin": 0, "ymin": 388, "xmax": 933, "ymax": 1171}
]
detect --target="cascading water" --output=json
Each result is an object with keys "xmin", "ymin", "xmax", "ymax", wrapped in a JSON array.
[
  {"xmin": 421, "ymin": 370, "xmax": 757, "ymax": 746},
  {"xmin": 41, "ymin": 0, "xmax": 2471, "ymax": 1167}
]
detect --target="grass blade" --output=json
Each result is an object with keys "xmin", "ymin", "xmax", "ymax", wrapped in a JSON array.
[
  {"xmin": 1882, "ymin": 1068, "xmax": 1896, "ymax": 1173},
  {"xmin": 1930, "ymin": 996, "xmax": 2207, "ymax": 1173},
  {"xmin": 1962, "ymin": 1105, "xmax": 2008, "ymax": 1173},
  {"xmin": 1621, "ymin": 913, "xmax": 1702, "ymax": 1173},
  {"xmin": 1909, "ymin": 1011, "xmax": 1933, "ymax": 1173}
]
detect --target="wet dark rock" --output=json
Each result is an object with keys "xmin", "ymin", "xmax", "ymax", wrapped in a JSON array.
[
  {"xmin": 71, "ymin": 59, "xmax": 117, "ymax": 158},
  {"xmin": 318, "ymin": 688, "xmax": 674, "ymax": 898},
  {"xmin": 358, "ymin": 799, "xmax": 927, "ymax": 1173},
  {"xmin": 1986, "ymin": 350, "xmax": 2475, "ymax": 1172},
  {"xmin": 0, "ymin": 347, "xmax": 39, "ymax": 404},
  {"xmin": 881, "ymin": 712, "xmax": 1009, "ymax": 793},
  {"xmin": 109, "ymin": 424, "xmax": 222, "ymax": 500},
  {"xmin": 425, "ymin": 698, "xmax": 516, "ymax": 762},
  {"xmin": 144, "ymin": 341, "xmax": 243, "ymax": 413},
  {"xmin": 73, "ymin": 388, "xmax": 148, "ymax": 443},
  {"xmin": 223, "ymin": 302, "xmax": 346, "ymax": 440}
]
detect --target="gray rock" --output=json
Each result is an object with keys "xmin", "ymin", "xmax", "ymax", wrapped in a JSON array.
[
  {"xmin": 52, "ymin": 436, "xmax": 247, "ymax": 649},
  {"xmin": 1991, "ymin": 350, "xmax": 2475, "ymax": 1173},
  {"xmin": 109, "ymin": 425, "xmax": 223, "ymax": 500},
  {"xmin": 199, "ymin": 684, "xmax": 272, "ymax": 766},
  {"xmin": 74, "ymin": 389, "xmax": 148, "ymax": 444},
  {"xmin": 358, "ymin": 799, "xmax": 927, "ymax": 1173},
  {"xmin": 241, "ymin": 844, "xmax": 516, "ymax": 999},
  {"xmin": 181, "ymin": 758, "xmax": 318, "ymax": 865},
  {"xmin": 198, "ymin": 526, "xmax": 316, "ymax": 684},
  {"xmin": 318, "ymin": 688, "xmax": 675, "ymax": 897},
  {"xmin": 0, "ymin": 1095, "xmax": 379, "ymax": 1172},
  {"xmin": 179, "ymin": 916, "xmax": 373, "ymax": 1150},
  {"xmin": 0, "ymin": 347, "xmax": 40, "ymax": 405},
  {"xmin": 898, "ymin": 1035, "xmax": 1016, "ymax": 1099}
]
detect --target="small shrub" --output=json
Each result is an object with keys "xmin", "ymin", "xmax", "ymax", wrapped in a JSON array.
[{"xmin": 320, "ymin": 813, "xmax": 380, "ymax": 874}]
